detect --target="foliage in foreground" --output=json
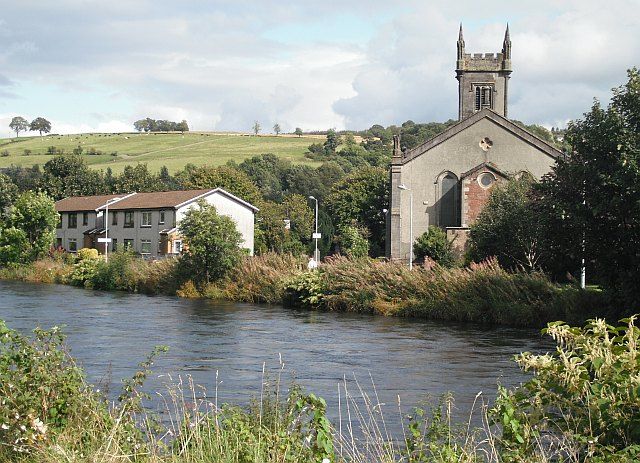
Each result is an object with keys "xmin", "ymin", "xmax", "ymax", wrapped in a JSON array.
[{"xmin": 2, "ymin": 317, "xmax": 640, "ymax": 462}]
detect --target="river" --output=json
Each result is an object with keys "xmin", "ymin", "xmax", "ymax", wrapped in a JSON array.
[{"xmin": 0, "ymin": 280, "xmax": 551, "ymax": 430}]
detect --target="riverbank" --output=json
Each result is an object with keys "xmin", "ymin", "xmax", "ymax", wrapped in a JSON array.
[
  {"xmin": 0, "ymin": 252, "xmax": 608, "ymax": 327},
  {"xmin": 2, "ymin": 317, "xmax": 639, "ymax": 462}
]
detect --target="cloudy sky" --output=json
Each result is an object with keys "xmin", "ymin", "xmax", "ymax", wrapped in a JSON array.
[{"xmin": 0, "ymin": 0, "xmax": 638, "ymax": 137}]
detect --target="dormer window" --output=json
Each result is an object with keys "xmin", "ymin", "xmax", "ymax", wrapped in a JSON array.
[{"xmin": 474, "ymin": 85, "xmax": 493, "ymax": 111}]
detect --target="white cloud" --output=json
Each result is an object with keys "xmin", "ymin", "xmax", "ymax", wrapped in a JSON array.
[{"xmin": 0, "ymin": 0, "xmax": 638, "ymax": 137}]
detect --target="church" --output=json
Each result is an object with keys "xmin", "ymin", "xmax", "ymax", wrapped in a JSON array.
[{"xmin": 386, "ymin": 25, "xmax": 562, "ymax": 262}]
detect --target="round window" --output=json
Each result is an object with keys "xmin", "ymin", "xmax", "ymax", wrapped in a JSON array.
[{"xmin": 479, "ymin": 173, "xmax": 494, "ymax": 187}]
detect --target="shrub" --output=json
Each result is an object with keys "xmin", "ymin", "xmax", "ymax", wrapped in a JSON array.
[
  {"xmin": 413, "ymin": 226, "xmax": 455, "ymax": 266},
  {"xmin": 283, "ymin": 271, "xmax": 325, "ymax": 308},
  {"xmin": 338, "ymin": 225, "xmax": 369, "ymax": 258},
  {"xmin": 77, "ymin": 247, "xmax": 99, "ymax": 261},
  {"xmin": 0, "ymin": 322, "xmax": 106, "ymax": 457},
  {"xmin": 68, "ymin": 258, "xmax": 100, "ymax": 287},
  {"xmin": 492, "ymin": 316, "xmax": 640, "ymax": 461},
  {"xmin": 0, "ymin": 150, "xmax": 8, "ymax": 157}
]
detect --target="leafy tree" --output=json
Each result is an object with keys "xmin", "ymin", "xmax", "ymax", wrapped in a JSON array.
[
  {"xmin": 176, "ymin": 120, "xmax": 189, "ymax": 133},
  {"xmin": 324, "ymin": 128, "xmax": 340, "ymax": 154},
  {"xmin": 338, "ymin": 225, "xmax": 369, "ymax": 258},
  {"xmin": 325, "ymin": 166, "xmax": 389, "ymax": 256},
  {"xmin": 0, "ymin": 173, "xmax": 19, "ymax": 215},
  {"xmin": 468, "ymin": 178, "xmax": 546, "ymax": 271},
  {"xmin": 178, "ymin": 201, "xmax": 244, "ymax": 284},
  {"xmin": 176, "ymin": 164, "xmax": 262, "ymax": 206},
  {"xmin": 236, "ymin": 153, "xmax": 291, "ymax": 201},
  {"xmin": 537, "ymin": 68, "xmax": 640, "ymax": 305},
  {"xmin": 29, "ymin": 117, "xmax": 52, "ymax": 136},
  {"xmin": 284, "ymin": 165, "xmax": 327, "ymax": 200},
  {"xmin": 273, "ymin": 123, "xmax": 281, "ymax": 135},
  {"xmin": 40, "ymin": 155, "xmax": 107, "ymax": 200},
  {"xmin": 253, "ymin": 121, "xmax": 261, "ymax": 136},
  {"xmin": 254, "ymin": 194, "xmax": 313, "ymax": 255},
  {"xmin": 113, "ymin": 164, "xmax": 158, "ymax": 193},
  {"xmin": 294, "ymin": 127, "xmax": 303, "ymax": 137},
  {"xmin": 413, "ymin": 226, "xmax": 454, "ymax": 267},
  {"xmin": 158, "ymin": 165, "xmax": 179, "ymax": 190},
  {"xmin": 134, "ymin": 119, "xmax": 151, "ymax": 132},
  {"xmin": 0, "ymin": 191, "xmax": 58, "ymax": 263},
  {"xmin": 4, "ymin": 165, "xmax": 42, "ymax": 192},
  {"xmin": 9, "ymin": 116, "xmax": 29, "ymax": 137}
]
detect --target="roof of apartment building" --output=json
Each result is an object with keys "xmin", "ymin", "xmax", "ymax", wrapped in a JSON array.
[
  {"xmin": 55, "ymin": 193, "xmax": 126, "ymax": 212},
  {"xmin": 55, "ymin": 188, "xmax": 259, "ymax": 213}
]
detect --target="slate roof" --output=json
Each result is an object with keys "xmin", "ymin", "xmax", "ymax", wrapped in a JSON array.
[
  {"xmin": 393, "ymin": 108, "xmax": 563, "ymax": 165},
  {"xmin": 103, "ymin": 189, "xmax": 213, "ymax": 210},
  {"xmin": 56, "ymin": 189, "xmax": 259, "ymax": 213},
  {"xmin": 55, "ymin": 194, "xmax": 125, "ymax": 212}
]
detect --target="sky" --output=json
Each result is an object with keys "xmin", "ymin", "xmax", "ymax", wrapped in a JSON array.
[{"xmin": 0, "ymin": 0, "xmax": 639, "ymax": 137}]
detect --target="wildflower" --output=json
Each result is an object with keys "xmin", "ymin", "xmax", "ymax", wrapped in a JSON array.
[
  {"xmin": 1, "ymin": 423, "xmax": 9, "ymax": 430},
  {"xmin": 322, "ymin": 459, "xmax": 331, "ymax": 463},
  {"xmin": 31, "ymin": 417, "xmax": 47, "ymax": 435}
]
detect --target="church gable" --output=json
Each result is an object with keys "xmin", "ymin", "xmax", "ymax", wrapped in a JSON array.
[{"xmin": 393, "ymin": 109, "xmax": 562, "ymax": 167}]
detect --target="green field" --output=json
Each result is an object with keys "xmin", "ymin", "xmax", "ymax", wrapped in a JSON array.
[{"xmin": 0, "ymin": 132, "xmax": 324, "ymax": 173}]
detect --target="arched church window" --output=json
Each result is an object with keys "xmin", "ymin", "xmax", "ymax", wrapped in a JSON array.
[{"xmin": 439, "ymin": 173, "xmax": 460, "ymax": 227}]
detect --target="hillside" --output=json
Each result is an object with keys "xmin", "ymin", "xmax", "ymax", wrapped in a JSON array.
[{"xmin": 0, "ymin": 132, "xmax": 324, "ymax": 173}]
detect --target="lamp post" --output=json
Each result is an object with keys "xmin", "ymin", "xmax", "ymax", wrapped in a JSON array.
[
  {"xmin": 104, "ymin": 198, "xmax": 120, "ymax": 263},
  {"xmin": 308, "ymin": 196, "xmax": 319, "ymax": 264},
  {"xmin": 398, "ymin": 184, "xmax": 413, "ymax": 270}
]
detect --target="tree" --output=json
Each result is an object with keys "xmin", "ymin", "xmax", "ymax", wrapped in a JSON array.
[
  {"xmin": 325, "ymin": 166, "xmax": 389, "ymax": 256},
  {"xmin": 0, "ymin": 191, "xmax": 58, "ymax": 263},
  {"xmin": 255, "ymin": 196, "xmax": 313, "ymax": 255},
  {"xmin": 536, "ymin": 68, "xmax": 640, "ymax": 305},
  {"xmin": 40, "ymin": 155, "xmax": 107, "ymax": 200},
  {"xmin": 468, "ymin": 177, "xmax": 547, "ymax": 271},
  {"xmin": 178, "ymin": 201, "xmax": 244, "ymax": 284},
  {"xmin": 236, "ymin": 153, "xmax": 291, "ymax": 202},
  {"xmin": 338, "ymin": 225, "xmax": 369, "ymax": 258},
  {"xmin": 413, "ymin": 226, "xmax": 454, "ymax": 267},
  {"xmin": 324, "ymin": 128, "xmax": 340, "ymax": 154},
  {"xmin": 29, "ymin": 117, "xmax": 52, "ymax": 136},
  {"xmin": 294, "ymin": 127, "xmax": 303, "ymax": 137},
  {"xmin": 176, "ymin": 120, "xmax": 189, "ymax": 133},
  {"xmin": 273, "ymin": 123, "xmax": 281, "ymax": 136},
  {"xmin": 113, "ymin": 164, "xmax": 158, "ymax": 193},
  {"xmin": 253, "ymin": 121, "xmax": 261, "ymax": 136},
  {"xmin": 176, "ymin": 164, "xmax": 263, "ymax": 207},
  {"xmin": 133, "ymin": 119, "xmax": 150, "ymax": 132},
  {"xmin": 9, "ymin": 117, "xmax": 29, "ymax": 138},
  {"xmin": 0, "ymin": 174, "xmax": 19, "ymax": 216}
]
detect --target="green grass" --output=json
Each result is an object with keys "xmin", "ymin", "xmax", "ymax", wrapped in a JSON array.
[{"xmin": 0, "ymin": 132, "xmax": 323, "ymax": 173}]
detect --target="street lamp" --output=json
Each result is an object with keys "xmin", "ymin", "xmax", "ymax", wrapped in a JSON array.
[
  {"xmin": 103, "ymin": 198, "xmax": 120, "ymax": 263},
  {"xmin": 308, "ymin": 196, "xmax": 319, "ymax": 264},
  {"xmin": 398, "ymin": 184, "xmax": 413, "ymax": 270}
]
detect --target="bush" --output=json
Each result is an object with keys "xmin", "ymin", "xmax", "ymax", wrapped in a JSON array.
[
  {"xmin": 492, "ymin": 316, "xmax": 640, "ymax": 461},
  {"xmin": 338, "ymin": 225, "xmax": 369, "ymax": 258},
  {"xmin": 283, "ymin": 270, "xmax": 325, "ymax": 308},
  {"xmin": 413, "ymin": 226, "xmax": 455, "ymax": 266},
  {"xmin": 0, "ymin": 322, "xmax": 106, "ymax": 457},
  {"xmin": 77, "ymin": 248, "xmax": 99, "ymax": 261}
]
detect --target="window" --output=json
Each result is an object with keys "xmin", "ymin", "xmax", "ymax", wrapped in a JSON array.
[
  {"xmin": 112, "ymin": 211, "xmax": 118, "ymax": 226},
  {"xmin": 68, "ymin": 213, "xmax": 77, "ymax": 228},
  {"xmin": 173, "ymin": 240, "xmax": 183, "ymax": 254},
  {"xmin": 141, "ymin": 211, "xmax": 152, "ymax": 227},
  {"xmin": 56, "ymin": 215, "xmax": 62, "ymax": 229},
  {"xmin": 439, "ymin": 173, "xmax": 460, "ymax": 228},
  {"xmin": 124, "ymin": 211, "xmax": 134, "ymax": 228},
  {"xmin": 478, "ymin": 173, "xmax": 495, "ymax": 188},
  {"xmin": 159, "ymin": 211, "xmax": 165, "ymax": 225},
  {"xmin": 474, "ymin": 85, "xmax": 493, "ymax": 111},
  {"xmin": 82, "ymin": 212, "xmax": 88, "ymax": 226},
  {"xmin": 68, "ymin": 238, "xmax": 77, "ymax": 252},
  {"xmin": 111, "ymin": 238, "xmax": 118, "ymax": 252},
  {"xmin": 56, "ymin": 238, "xmax": 62, "ymax": 248},
  {"xmin": 140, "ymin": 239, "xmax": 152, "ymax": 255},
  {"xmin": 124, "ymin": 239, "xmax": 134, "ymax": 251}
]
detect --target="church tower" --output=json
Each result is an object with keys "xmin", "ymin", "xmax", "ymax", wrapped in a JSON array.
[{"xmin": 456, "ymin": 24, "xmax": 512, "ymax": 121}]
